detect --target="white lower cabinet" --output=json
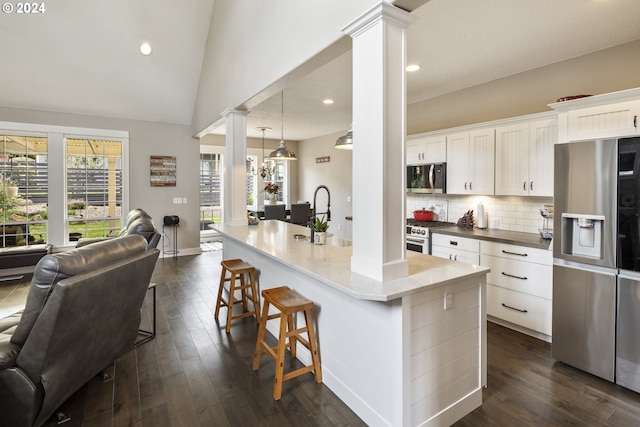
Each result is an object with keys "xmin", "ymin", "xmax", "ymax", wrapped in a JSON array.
[
  {"xmin": 431, "ymin": 233, "xmax": 480, "ymax": 264},
  {"xmin": 486, "ymin": 285, "xmax": 552, "ymax": 336},
  {"xmin": 480, "ymin": 240, "xmax": 552, "ymax": 338}
]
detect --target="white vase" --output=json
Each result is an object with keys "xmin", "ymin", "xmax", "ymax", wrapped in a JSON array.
[
  {"xmin": 269, "ymin": 193, "xmax": 276, "ymax": 204},
  {"xmin": 314, "ymin": 232, "xmax": 326, "ymax": 245},
  {"xmin": 5, "ymin": 186, "xmax": 18, "ymax": 198}
]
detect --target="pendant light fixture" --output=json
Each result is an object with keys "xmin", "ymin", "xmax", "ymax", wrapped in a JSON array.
[
  {"xmin": 268, "ymin": 90, "xmax": 297, "ymax": 161},
  {"xmin": 257, "ymin": 126, "xmax": 273, "ymax": 178},
  {"xmin": 334, "ymin": 126, "xmax": 353, "ymax": 150}
]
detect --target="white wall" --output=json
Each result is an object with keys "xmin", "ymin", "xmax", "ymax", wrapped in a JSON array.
[
  {"xmin": 298, "ymin": 131, "xmax": 353, "ymax": 239},
  {"xmin": 407, "ymin": 39, "xmax": 640, "ymax": 134},
  {"xmin": 191, "ymin": 0, "xmax": 384, "ymax": 135},
  {"xmin": 0, "ymin": 106, "xmax": 201, "ymax": 255}
]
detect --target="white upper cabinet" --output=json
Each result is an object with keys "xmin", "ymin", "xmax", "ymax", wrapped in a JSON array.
[
  {"xmin": 494, "ymin": 123, "xmax": 529, "ymax": 196},
  {"xmin": 495, "ymin": 116, "xmax": 556, "ymax": 197},
  {"xmin": 528, "ymin": 118, "xmax": 557, "ymax": 196},
  {"xmin": 566, "ymin": 100, "xmax": 640, "ymax": 141},
  {"xmin": 406, "ymin": 134, "xmax": 446, "ymax": 164},
  {"xmin": 446, "ymin": 127, "xmax": 495, "ymax": 195},
  {"xmin": 550, "ymin": 88, "xmax": 640, "ymax": 143}
]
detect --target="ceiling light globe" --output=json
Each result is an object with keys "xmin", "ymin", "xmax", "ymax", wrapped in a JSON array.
[{"xmin": 140, "ymin": 42, "xmax": 153, "ymax": 56}]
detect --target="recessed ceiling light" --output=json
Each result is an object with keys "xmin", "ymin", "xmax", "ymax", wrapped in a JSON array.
[
  {"xmin": 323, "ymin": 99, "xmax": 334, "ymax": 105},
  {"xmin": 140, "ymin": 42, "xmax": 153, "ymax": 56},
  {"xmin": 406, "ymin": 64, "xmax": 421, "ymax": 72}
]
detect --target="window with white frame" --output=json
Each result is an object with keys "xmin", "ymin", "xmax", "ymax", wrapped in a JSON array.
[
  {"xmin": 263, "ymin": 159, "xmax": 286, "ymax": 204},
  {"xmin": 0, "ymin": 121, "xmax": 129, "ymax": 248},
  {"xmin": 200, "ymin": 151, "xmax": 222, "ymax": 227},
  {"xmin": 66, "ymin": 138, "xmax": 123, "ymax": 243},
  {"xmin": 245, "ymin": 149, "xmax": 289, "ymax": 207},
  {"xmin": 0, "ymin": 133, "xmax": 48, "ymax": 247}
]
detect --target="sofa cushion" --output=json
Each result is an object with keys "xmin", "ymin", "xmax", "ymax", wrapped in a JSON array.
[{"xmin": 10, "ymin": 235, "xmax": 148, "ymax": 346}]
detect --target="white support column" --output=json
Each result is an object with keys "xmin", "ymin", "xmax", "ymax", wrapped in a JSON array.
[
  {"xmin": 343, "ymin": 3, "xmax": 415, "ymax": 283},
  {"xmin": 222, "ymin": 108, "xmax": 249, "ymax": 227}
]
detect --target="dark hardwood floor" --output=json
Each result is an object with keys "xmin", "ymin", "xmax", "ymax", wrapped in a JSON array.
[{"xmin": 3, "ymin": 249, "xmax": 640, "ymax": 426}]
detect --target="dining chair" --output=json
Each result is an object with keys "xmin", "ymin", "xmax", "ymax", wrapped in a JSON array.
[
  {"xmin": 289, "ymin": 203, "xmax": 310, "ymax": 226},
  {"xmin": 264, "ymin": 204, "xmax": 286, "ymax": 221}
]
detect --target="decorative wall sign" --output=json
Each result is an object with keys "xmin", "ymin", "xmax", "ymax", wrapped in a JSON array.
[
  {"xmin": 150, "ymin": 155, "xmax": 177, "ymax": 187},
  {"xmin": 316, "ymin": 156, "xmax": 330, "ymax": 164}
]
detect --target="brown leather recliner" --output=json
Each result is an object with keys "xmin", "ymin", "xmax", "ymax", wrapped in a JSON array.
[{"xmin": 0, "ymin": 235, "xmax": 160, "ymax": 426}]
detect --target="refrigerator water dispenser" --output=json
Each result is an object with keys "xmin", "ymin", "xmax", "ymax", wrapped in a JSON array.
[{"xmin": 561, "ymin": 214, "xmax": 605, "ymax": 259}]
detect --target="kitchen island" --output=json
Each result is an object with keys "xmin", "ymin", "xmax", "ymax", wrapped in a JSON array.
[{"xmin": 214, "ymin": 220, "xmax": 489, "ymax": 427}]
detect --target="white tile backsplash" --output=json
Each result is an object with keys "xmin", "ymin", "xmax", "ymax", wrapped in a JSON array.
[{"xmin": 407, "ymin": 194, "xmax": 553, "ymax": 235}]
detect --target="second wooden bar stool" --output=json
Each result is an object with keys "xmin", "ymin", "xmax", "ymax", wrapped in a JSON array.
[
  {"xmin": 252, "ymin": 286, "xmax": 322, "ymax": 400},
  {"xmin": 214, "ymin": 259, "xmax": 260, "ymax": 333}
]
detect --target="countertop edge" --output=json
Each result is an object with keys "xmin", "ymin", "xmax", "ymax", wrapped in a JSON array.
[{"xmin": 431, "ymin": 226, "xmax": 552, "ymax": 250}]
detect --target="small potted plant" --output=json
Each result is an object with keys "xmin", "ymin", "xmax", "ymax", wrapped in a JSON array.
[
  {"xmin": 264, "ymin": 183, "xmax": 279, "ymax": 204},
  {"xmin": 313, "ymin": 215, "xmax": 329, "ymax": 245}
]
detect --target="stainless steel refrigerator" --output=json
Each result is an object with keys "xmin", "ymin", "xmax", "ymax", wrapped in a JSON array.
[
  {"xmin": 553, "ymin": 139, "xmax": 617, "ymax": 382},
  {"xmin": 553, "ymin": 137, "xmax": 640, "ymax": 392}
]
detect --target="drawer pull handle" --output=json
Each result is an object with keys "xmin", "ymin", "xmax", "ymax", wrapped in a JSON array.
[
  {"xmin": 501, "ymin": 272, "xmax": 527, "ymax": 280},
  {"xmin": 450, "ymin": 241, "xmax": 458, "ymax": 246},
  {"xmin": 502, "ymin": 249, "xmax": 527, "ymax": 257},
  {"xmin": 502, "ymin": 303, "xmax": 528, "ymax": 313}
]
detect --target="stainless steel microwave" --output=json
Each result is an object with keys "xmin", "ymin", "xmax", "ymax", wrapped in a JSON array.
[{"xmin": 407, "ymin": 163, "xmax": 446, "ymax": 194}]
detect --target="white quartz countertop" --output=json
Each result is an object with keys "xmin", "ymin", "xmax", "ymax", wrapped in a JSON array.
[
  {"xmin": 214, "ymin": 220, "xmax": 489, "ymax": 302},
  {"xmin": 214, "ymin": 220, "xmax": 489, "ymax": 301}
]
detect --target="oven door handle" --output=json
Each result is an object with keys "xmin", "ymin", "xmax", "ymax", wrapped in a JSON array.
[{"xmin": 407, "ymin": 237, "xmax": 427, "ymax": 244}]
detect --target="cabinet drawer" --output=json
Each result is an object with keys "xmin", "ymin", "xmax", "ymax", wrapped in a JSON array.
[
  {"xmin": 431, "ymin": 246, "xmax": 479, "ymax": 265},
  {"xmin": 487, "ymin": 284, "xmax": 552, "ymax": 335},
  {"xmin": 482, "ymin": 255, "xmax": 552, "ymax": 299},
  {"xmin": 481, "ymin": 240, "xmax": 551, "ymax": 265},
  {"xmin": 432, "ymin": 234, "xmax": 479, "ymax": 252}
]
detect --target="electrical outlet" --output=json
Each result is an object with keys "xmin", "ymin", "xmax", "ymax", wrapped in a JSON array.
[
  {"xmin": 172, "ymin": 197, "xmax": 182, "ymax": 204},
  {"xmin": 182, "ymin": 197, "xmax": 187, "ymax": 204},
  {"xmin": 444, "ymin": 288, "xmax": 453, "ymax": 310}
]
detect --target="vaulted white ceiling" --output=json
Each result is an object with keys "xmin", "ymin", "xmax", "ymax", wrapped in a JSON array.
[
  {"xmin": 0, "ymin": 0, "xmax": 213, "ymax": 125},
  {"xmin": 1, "ymin": 0, "xmax": 639, "ymax": 141}
]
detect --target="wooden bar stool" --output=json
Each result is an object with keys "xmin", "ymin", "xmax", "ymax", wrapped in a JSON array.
[
  {"xmin": 214, "ymin": 259, "xmax": 260, "ymax": 333},
  {"xmin": 252, "ymin": 286, "xmax": 322, "ymax": 400}
]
